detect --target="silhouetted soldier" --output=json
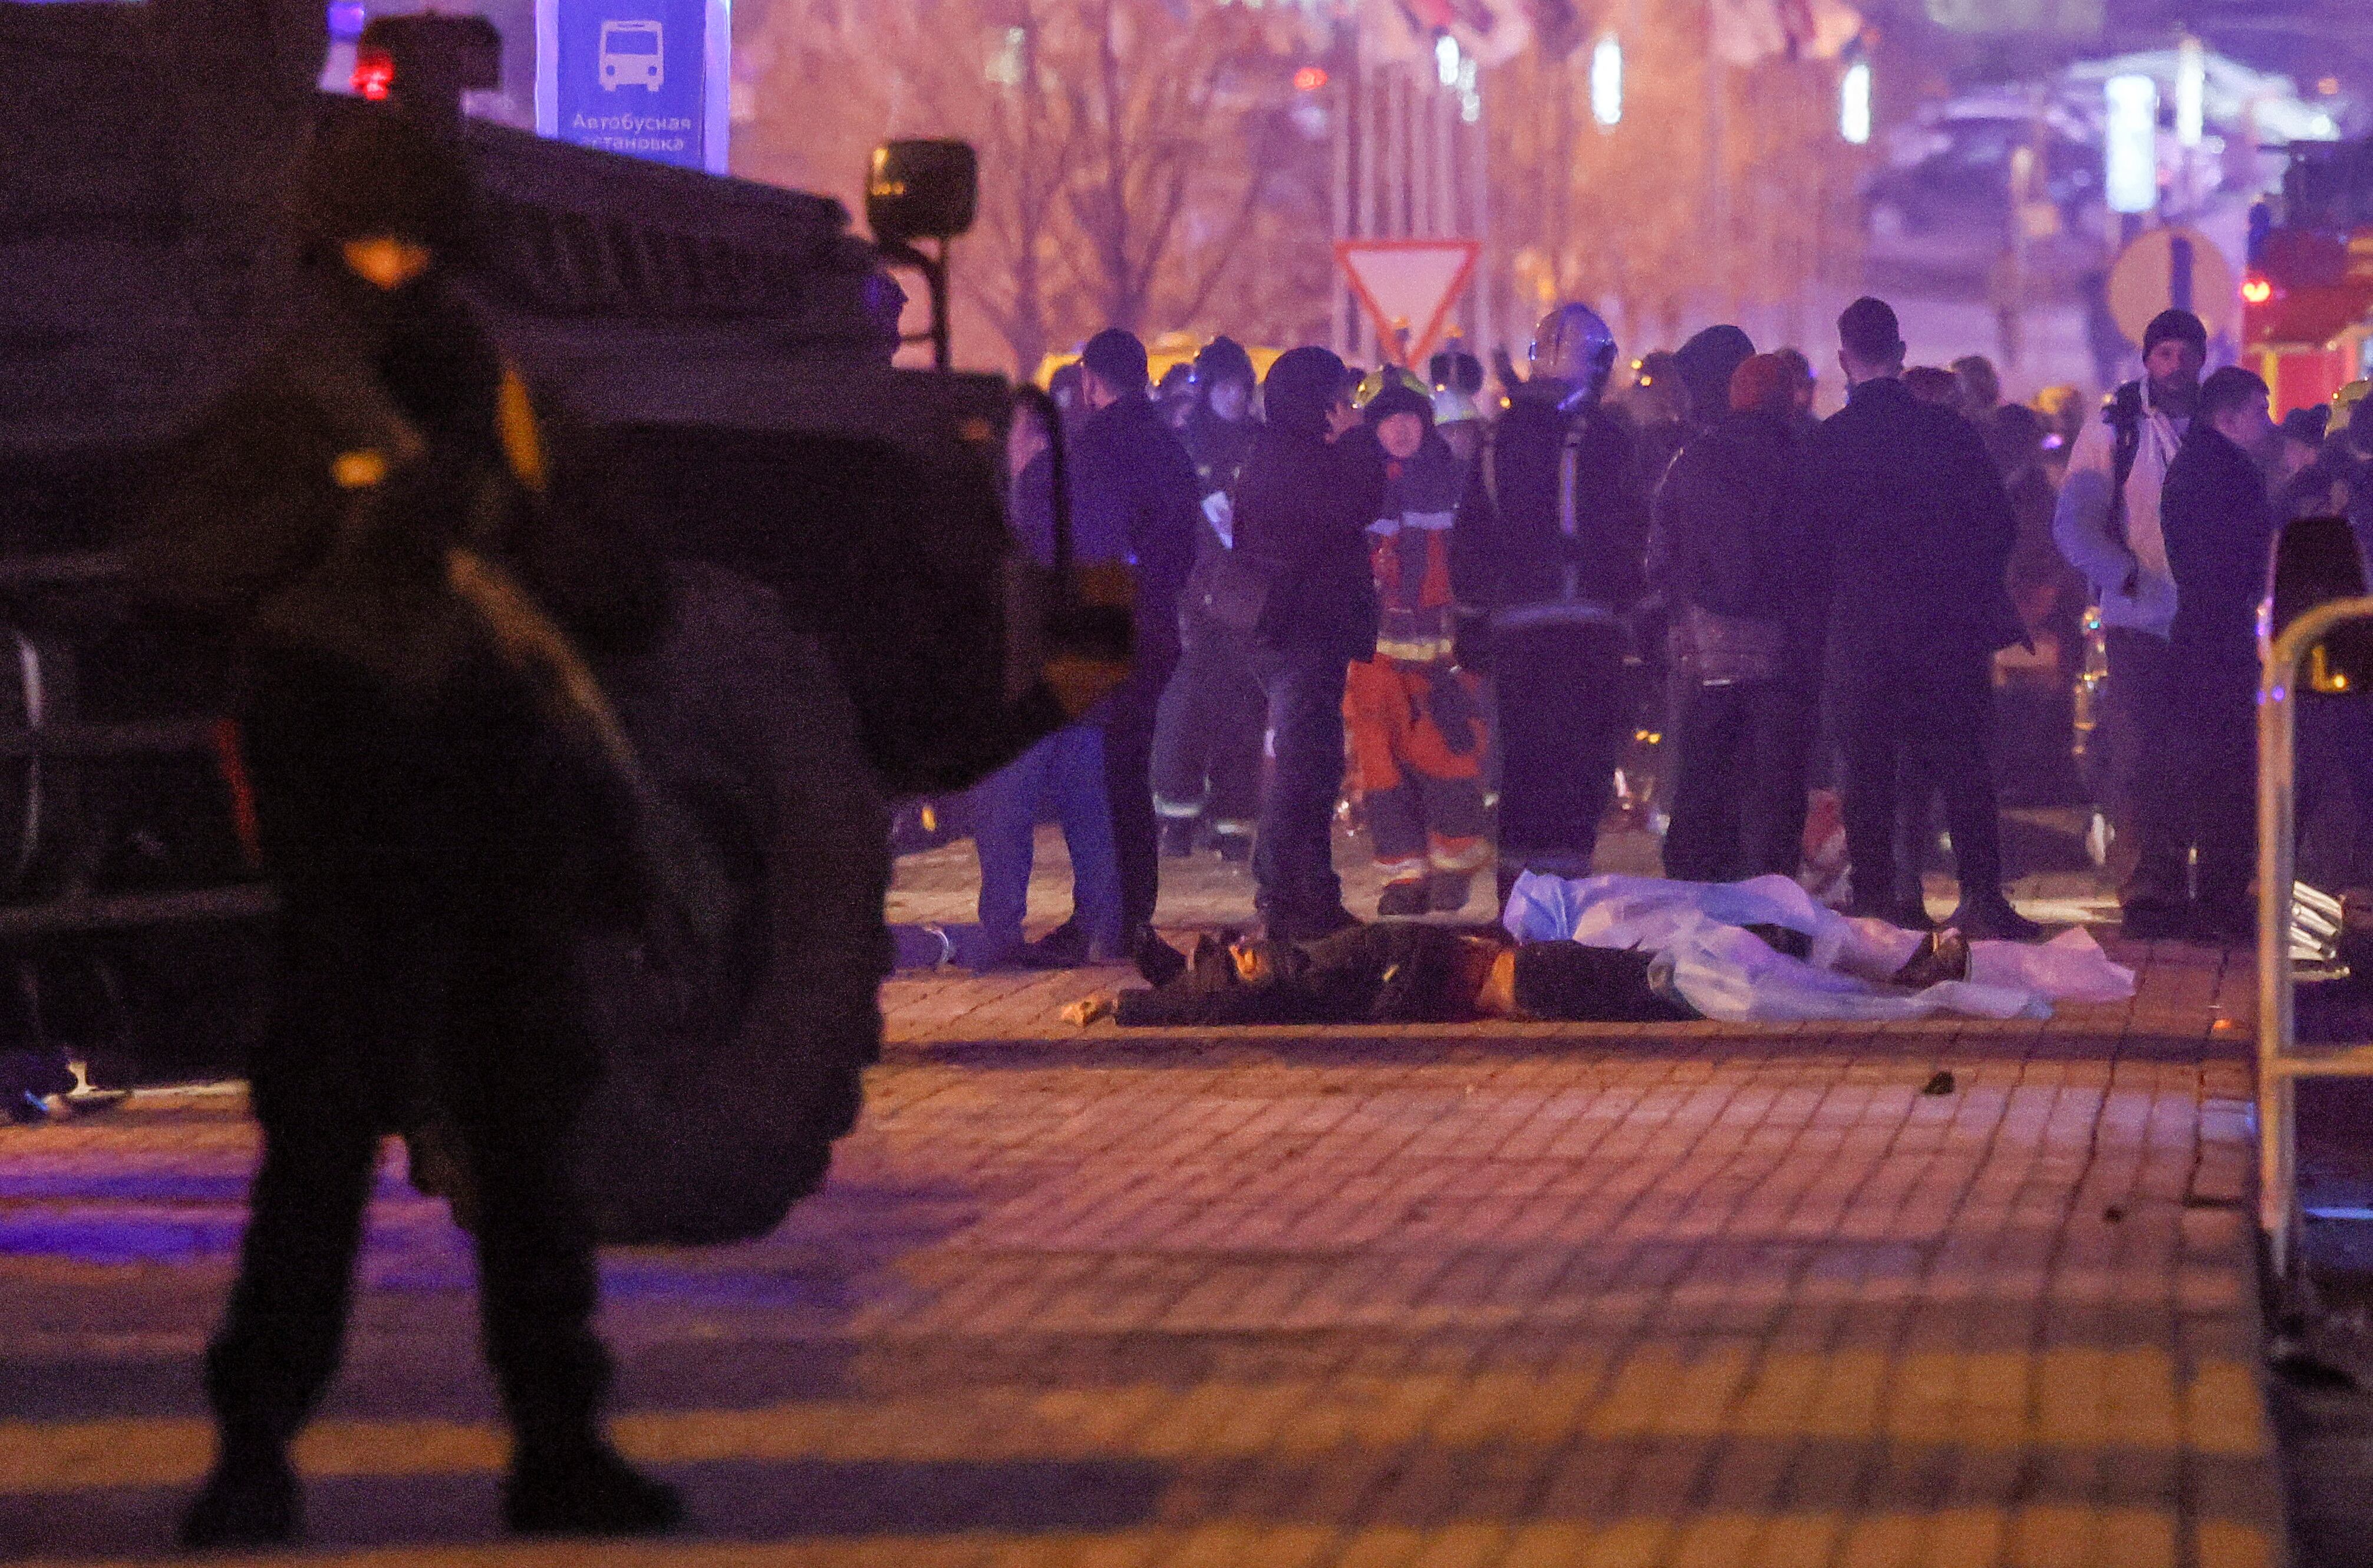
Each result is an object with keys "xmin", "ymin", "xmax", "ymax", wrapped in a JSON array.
[{"xmin": 135, "ymin": 103, "xmax": 681, "ymax": 1547}]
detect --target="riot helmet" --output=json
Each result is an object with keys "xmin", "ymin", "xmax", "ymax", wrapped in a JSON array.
[{"xmin": 1528, "ymin": 303, "xmax": 1617, "ymax": 405}]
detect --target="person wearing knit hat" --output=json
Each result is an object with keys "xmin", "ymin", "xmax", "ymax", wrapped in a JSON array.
[
  {"xmin": 1153, "ymin": 335, "xmax": 1268, "ymax": 864},
  {"xmin": 145, "ymin": 100, "xmax": 684, "ymax": 1548},
  {"xmin": 1652, "ymin": 352, "xmax": 1823, "ymax": 882},
  {"xmin": 2050, "ymin": 303, "xmax": 2206, "ymax": 932},
  {"xmin": 1231, "ymin": 345, "xmax": 1388, "ymax": 939}
]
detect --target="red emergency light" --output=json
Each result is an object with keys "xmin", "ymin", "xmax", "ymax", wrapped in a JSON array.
[
  {"xmin": 2243, "ymin": 276, "xmax": 2278, "ymax": 306},
  {"xmin": 352, "ymin": 47, "xmax": 394, "ymax": 100},
  {"xmin": 1294, "ymin": 65, "xmax": 1329, "ymax": 93}
]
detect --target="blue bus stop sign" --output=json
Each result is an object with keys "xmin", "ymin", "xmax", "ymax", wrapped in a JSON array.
[{"xmin": 536, "ymin": 0, "xmax": 729, "ymax": 173}]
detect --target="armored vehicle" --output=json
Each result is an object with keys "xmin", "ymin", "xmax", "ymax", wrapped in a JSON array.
[{"xmin": 0, "ymin": 4, "xmax": 1063, "ymax": 1237}]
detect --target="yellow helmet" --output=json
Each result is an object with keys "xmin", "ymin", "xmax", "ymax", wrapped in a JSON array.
[
  {"xmin": 2032, "ymin": 384, "xmax": 2085, "ymax": 423},
  {"xmin": 1353, "ymin": 366, "xmax": 1429, "ymax": 410},
  {"xmin": 2333, "ymin": 379, "xmax": 2371, "ymax": 440}
]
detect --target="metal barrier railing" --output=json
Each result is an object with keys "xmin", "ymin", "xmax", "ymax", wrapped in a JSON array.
[{"xmin": 2258, "ymin": 593, "xmax": 2373, "ymax": 1280}]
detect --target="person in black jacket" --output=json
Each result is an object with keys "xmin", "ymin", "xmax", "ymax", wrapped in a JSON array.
[
  {"xmin": 1151, "ymin": 336, "xmax": 1267, "ymax": 863},
  {"xmin": 2145, "ymin": 366, "xmax": 2281, "ymax": 940},
  {"xmin": 1451, "ymin": 303, "xmax": 1646, "ymax": 893},
  {"xmin": 1654, "ymin": 354, "xmax": 1824, "ymax": 881},
  {"xmin": 1235, "ymin": 346, "xmax": 1389, "ymax": 938},
  {"xmin": 1036, "ymin": 329, "xmax": 1204, "ymax": 965},
  {"xmin": 133, "ymin": 104, "xmax": 680, "ymax": 1549},
  {"xmin": 1800, "ymin": 297, "xmax": 2038, "ymax": 939}
]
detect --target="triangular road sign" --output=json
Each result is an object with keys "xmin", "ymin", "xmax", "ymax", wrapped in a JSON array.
[{"xmin": 1335, "ymin": 239, "xmax": 1481, "ymax": 367}]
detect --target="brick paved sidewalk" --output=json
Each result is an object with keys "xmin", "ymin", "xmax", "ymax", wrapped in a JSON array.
[{"xmin": 0, "ymin": 876, "xmax": 2278, "ymax": 1567}]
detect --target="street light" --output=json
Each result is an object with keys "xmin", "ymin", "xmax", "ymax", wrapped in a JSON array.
[
  {"xmin": 1591, "ymin": 35, "xmax": 1621, "ymax": 129},
  {"xmin": 1840, "ymin": 55, "xmax": 1871, "ymax": 146},
  {"xmin": 2176, "ymin": 34, "xmax": 2206, "ymax": 149},
  {"xmin": 2104, "ymin": 73, "xmax": 2159, "ymax": 216}
]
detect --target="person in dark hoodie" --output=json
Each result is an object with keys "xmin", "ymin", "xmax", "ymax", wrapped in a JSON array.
[
  {"xmin": 1034, "ymin": 329, "xmax": 1204, "ymax": 968},
  {"xmin": 1654, "ymin": 353, "xmax": 1824, "ymax": 882},
  {"xmin": 1672, "ymin": 325, "xmax": 1756, "ymax": 440},
  {"xmin": 2145, "ymin": 366, "xmax": 2281, "ymax": 941},
  {"xmin": 1798, "ymin": 297, "xmax": 2037, "ymax": 939},
  {"xmin": 1231, "ymin": 346, "xmax": 1389, "ymax": 939},
  {"xmin": 133, "ymin": 103, "xmax": 680, "ymax": 1547},
  {"xmin": 1151, "ymin": 336, "xmax": 1268, "ymax": 863},
  {"xmin": 1345, "ymin": 373, "xmax": 1491, "ymax": 916}
]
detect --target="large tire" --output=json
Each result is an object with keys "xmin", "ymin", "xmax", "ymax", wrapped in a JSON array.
[{"xmin": 571, "ymin": 563, "xmax": 891, "ymax": 1244}]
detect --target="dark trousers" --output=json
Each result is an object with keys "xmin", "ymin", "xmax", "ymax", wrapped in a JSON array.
[
  {"xmin": 2127, "ymin": 654, "xmax": 2256, "ymax": 919},
  {"xmin": 1494, "ymin": 626, "xmax": 1630, "ymax": 882},
  {"xmin": 206, "ymin": 654, "xmax": 613, "ymax": 1455},
  {"xmin": 1151, "ymin": 616, "xmax": 1265, "ymax": 834},
  {"xmin": 1100, "ymin": 646, "xmax": 1176, "ymax": 935},
  {"xmin": 1663, "ymin": 676, "xmax": 1817, "ymax": 883},
  {"xmin": 1251, "ymin": 646, "xmax": 1350, "ymax": 926},
  {"xmin": 2100, "ymin": 627, "xmax": 2174, "ymax": 889},
  {"xmin": 1833, "ymin": 643, "xmax": 2007, "ymax": 913}
]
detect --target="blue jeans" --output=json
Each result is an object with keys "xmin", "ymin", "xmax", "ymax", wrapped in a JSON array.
[{"xmin": 970, "ymin": 725, "xmax": 1123, "ymax": 960}]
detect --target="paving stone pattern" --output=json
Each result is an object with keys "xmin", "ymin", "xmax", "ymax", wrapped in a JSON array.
[{"xmin": 0, "ymin": 840, "xmax": 2283, "ymax": 1568}]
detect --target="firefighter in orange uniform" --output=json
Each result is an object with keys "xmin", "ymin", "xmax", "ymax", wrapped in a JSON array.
[{"xmin": 1345, "ymin": 373, "xmax": 1490, "ymax": 917}]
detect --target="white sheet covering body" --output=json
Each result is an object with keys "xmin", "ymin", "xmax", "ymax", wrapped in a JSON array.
[{"xmin": 1501, "ymin": 873, "xmax": 2135, "ymax": 1022}]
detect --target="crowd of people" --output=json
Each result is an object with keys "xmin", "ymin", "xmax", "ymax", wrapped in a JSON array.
[{"xmin": 964, "ymin": 293, "xmax": 2373, "ymax": 969}]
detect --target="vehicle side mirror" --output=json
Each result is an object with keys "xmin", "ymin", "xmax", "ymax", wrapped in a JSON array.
[
  {"xmin": 868, "ymin": 140, "xmax": 978, "ymax": 246},
  {"xmin": 867, "ymin": 141, "xmax": 978, "ymax": 372}
]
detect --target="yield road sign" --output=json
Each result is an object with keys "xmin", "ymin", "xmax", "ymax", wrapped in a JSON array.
[
  {"xmin": 1335, "ymin": 239, "xmax": 1481, "ymax": 367},
  {"xmin": 2107, "ymin": 225, "xmax": 2237, "ymax": 347}
]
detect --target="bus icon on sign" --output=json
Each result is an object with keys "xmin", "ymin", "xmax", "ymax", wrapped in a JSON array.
[{"xmin": 599, "ymin": 21, "xmax": 664, "ymax": 91}]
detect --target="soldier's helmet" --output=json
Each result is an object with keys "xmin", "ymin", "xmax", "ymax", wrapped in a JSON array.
[
  {"xmin": 298, "ymin": 98, "xmax": 476, "ymax": 260},
  {"xmin": 1529, "ymin": 304, "xmax": 1617, "ymax": 400}
]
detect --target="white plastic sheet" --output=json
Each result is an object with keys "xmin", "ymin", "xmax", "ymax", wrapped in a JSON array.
[{"xmin": 1501, "ymin": 873, "xmax": 2135, "ymax": 1024}]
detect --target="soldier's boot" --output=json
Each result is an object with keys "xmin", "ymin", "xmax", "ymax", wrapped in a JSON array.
[
  {"xmin": 1377, "ymin": 880, "xmax": 1431, "ymax": 918},
  {"xmin": 180, "ymin": 1437, "xmax": 300, "ymax": 1550},
  {"xmin": 505, "ymin": 1439, "xmax": 682, "ymax": 1538}
]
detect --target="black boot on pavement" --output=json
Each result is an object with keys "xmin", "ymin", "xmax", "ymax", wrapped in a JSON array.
[
  {"xmin": 504, "ymin": 1440, "xmax": 683, "ymax": 1538},
  {"xmin": 1376, "ymin": 881, "xmax": 1429, "ymax": 918},
  {"xmin": 1950, "ymin": 896, "xmax": 2043, "ymax": 942},
  {"xmin": 1131, "ymin": 926, "xmax": 1188, "ymax": 988},
  {"xmin": 179, "ymin": 1442, "xmax": 300, "ymax": 1551},
  {"xmin": 1159, "ymin": 817, "xmax": 1198, "ymax": 859}
]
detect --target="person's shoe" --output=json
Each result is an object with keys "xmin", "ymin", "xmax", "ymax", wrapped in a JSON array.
[
  {"xmin": 504, "ymin": 1441, "xmax": 683, "ymax": 1538},
  {"xmin": 1159, "ymin": 817, "xmax": 1199, "ymax": 859},
  {"xmin": 1265, "ymin": 906, "xmax": 1361, "ymax": 943},
  {"xmin": 1427, "ymin": 873, "xmax": 1473, "ymax": 915},
  {"xmin": 1019, "ymin": 920, "xmax": 1090, "ymax": 969},
  {"xmin": 2120, "ymin": 899, "xmax": 2190, "ymax": 942},
  {"xmin": 1133, "ymin": 928, "xmax": 1188, "ymax": 988},
  {"xmin": 1211, "ymin": 827, "xmax": 1255, "ymax": 864},
  {"xmin": 1376, "ymin": 880, "xmax": 1430, "ymax": 919},
  {"xmin": 179, "ymin": 1447, "xmax": 300, "ymax": 1550},
  {"xmin": 1950, "ymin": 896, "xmax": 2044, "ymax": 942}
]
